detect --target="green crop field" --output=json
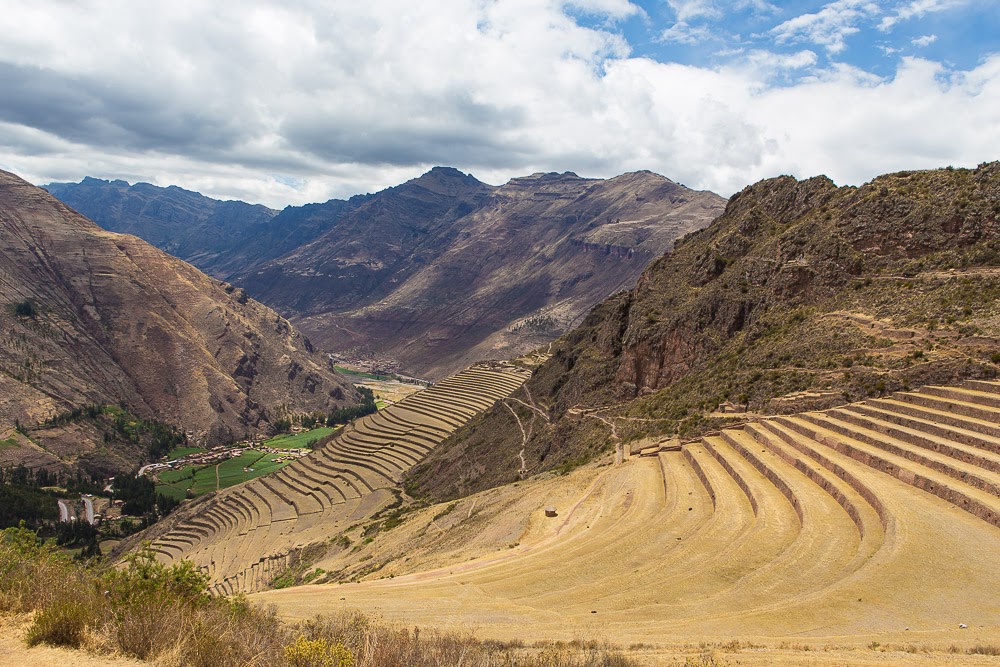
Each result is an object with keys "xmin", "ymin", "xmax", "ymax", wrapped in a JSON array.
[
  {"xmin": 263, "ymin": 427, "xmax": 336, "ymax": 450},
  {"xmin": 154, "ymin": 427, "xmax": 333, "ymax": 500},
  {"xmin": 167, "ymin": 446, "xmax": 206, "ymax": 459},
  {"xmin": 155, "ymin": 449, "xmax": 308, "ymax": 500},
  {"xmin": 333, "ymin": 365, "xmax": 395, "ymax": 381}
]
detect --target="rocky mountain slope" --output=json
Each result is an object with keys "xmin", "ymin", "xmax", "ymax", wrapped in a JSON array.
[
  {"xmin": 0, "ymin": 170, "xmax": 359, "ymax": 474},
  {"xmin": 408, "ymin": 162, "xmax": 1000, "ymax": 500},
  {"xmin": 49, "ymin": 168, "xmax": 726, "ymax": 379},
  {"xmin": 240, "ymin": 168, "xmax": 725, "ymax": 378}
]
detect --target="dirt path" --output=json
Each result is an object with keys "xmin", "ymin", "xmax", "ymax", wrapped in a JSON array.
[{"xmin": 501, "ymin": 400, "xmax": 529, "ymax": 478}]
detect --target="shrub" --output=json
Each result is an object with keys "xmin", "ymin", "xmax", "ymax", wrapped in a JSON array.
[
  {"xmin": 26, "ymin": 598, "xmax": 95, "ymax": 647},
  {"xmin": 12, "ymin": 299, "xmax": 36, "ymax": 318},
  {"xmin": 285, "ymin": 635, "xmax": 355, "ymax": 667}
]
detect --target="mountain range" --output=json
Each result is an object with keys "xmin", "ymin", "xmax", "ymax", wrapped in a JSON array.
[
  {"xmin": 47, "ymin": 168, "xmax": 726, "ymax": 378},
  {"xmin": 0, "ymin": 170, "xmax": 359, "ymax": 475}
]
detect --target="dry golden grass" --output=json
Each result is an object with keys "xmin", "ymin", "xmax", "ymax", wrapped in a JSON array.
[{"xmin": 0, "ymin": 524, "xmax": 639, "ymax": 667}]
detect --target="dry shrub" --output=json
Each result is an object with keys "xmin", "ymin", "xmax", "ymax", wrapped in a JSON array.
[
  {"xmin": 25, "ymin": 597, "xmax": 97, "ymax": 647},
  {"xmin": 294, "ymin": 611, "xmax": 638, "ymax": 667},
  {"xmin": 1, "ymin": 525, "xmax": 639, "ymax": 667}
]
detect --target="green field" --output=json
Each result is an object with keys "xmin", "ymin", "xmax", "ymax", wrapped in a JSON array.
[
  {"xmin": 167, "ymin": 446, "xmax": 206, "ymax": 459},
  {"xmin": 333, "ymin": 365, "xmax": 395, "ymax": 381},
  {"xmin": 0, "ymin": 437, "xmax": 18, "ymax": 450},
  {"xmin": 263, "ymin": 427, "xmax": 336, "ymax": 450},
  {"xmin": 154, "ymin": 427, "xmax": 333, "ymax": 501}
]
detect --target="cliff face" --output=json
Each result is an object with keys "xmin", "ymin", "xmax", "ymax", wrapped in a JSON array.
[
  {"xmin": 0, "ymin": 170, "xmax": 359, "ymax": 470},
  {"xmin": 50, "ymin": 168, "xmax": 726, "ymax": 379},
  {"xmin": 408, "ymin": 163, "xmax": 1000, "ymax": 500}
]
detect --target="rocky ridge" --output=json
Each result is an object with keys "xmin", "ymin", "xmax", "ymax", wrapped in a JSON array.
[{"xmin": 49, "ymin": 168, "xmax": 726, "ymax": 379}]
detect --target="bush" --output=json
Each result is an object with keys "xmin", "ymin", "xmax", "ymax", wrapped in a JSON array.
[
  {"xmin": 26, "ymin": 598, "xmax": 95, "ymax": 647},
  {"xmin": 1, "ymin": 526, "xmax": 640, "ymax": 666},
  {"xmin": 285, "ymin": 635, "xmax": 355, "ymax": 667},
  {"xmin": 12, "ymin": 299, "xmax": 36, "ymax": 318}
]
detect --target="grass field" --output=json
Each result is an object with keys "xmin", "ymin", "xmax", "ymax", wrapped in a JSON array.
[
  {"xmin": 0, "ymin": 437, "xmax": 18, "ymax": 450},
  {"xmin": 167, "ymin": 446, "xmax": 206, "ymax": 458},
  {"xmin": 333, "ymin": 365, "xmax": 395, "ymax": 381},
  {"xmin": 154, "ymin": 427, "xmax": 334, "ymax": 500},
  {"xmin": 262, "ymin": 427, "xmax": 336, "ymax": 450}
]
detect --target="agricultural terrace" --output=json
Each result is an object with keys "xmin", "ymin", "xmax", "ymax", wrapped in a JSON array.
[
  {"xmin": 257, "ymin": 377, "xmax": 1000, "ymax": 655},
  {"xmin": 146, "ymin": 362, "xmax": 532, "ymax": 594}
]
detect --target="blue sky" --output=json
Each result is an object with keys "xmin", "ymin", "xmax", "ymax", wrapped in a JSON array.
[
  {"xmin": 0, "ymin": 1, "xmax": 996, "ymax": 206},
  {"xmin": 597, "ymin": 1, "xmax": 998, "ymax": 75}
]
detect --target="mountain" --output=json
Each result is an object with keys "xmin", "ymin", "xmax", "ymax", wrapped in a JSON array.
[
  {"xmin": 43, "ymin": 177, "xmax": 375, "ymax": 281},
  {"xmin": 0, "ymin": 170, "xmax": 359, "ymax": 474},
  {"xmin": 47, "ymin": 168, "xmax": 727, "ymax": 379},
  {"xmin": 407, "ymin": 162, "xmax": 1000, "ymax": 500}
]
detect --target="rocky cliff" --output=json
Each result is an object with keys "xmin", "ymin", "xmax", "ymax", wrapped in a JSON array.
[
  {"xmin": 0, "ymin": 170, "xmax": 359, "ymax": 473},
  {"xmin": 408, "ymin": 163, "xmax": 1000, "ymax": 500}
]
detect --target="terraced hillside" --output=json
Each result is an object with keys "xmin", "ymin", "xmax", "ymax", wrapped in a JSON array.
[
  {"xmin": 142, "ymin": 363, "xmax": 530, "ymax": 594},
  {"xmin": 258, "ymin": 378, "xmax": 1000, "ymax": 650}
]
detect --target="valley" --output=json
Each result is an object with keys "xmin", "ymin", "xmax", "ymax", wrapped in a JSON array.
[
  {"xmin": 5, "ymin": 163, "xmax": 1000, "ymax": 666},
  {"xmin": 48, "ymin": 167, "xmax": 726, "ymax": 379}
]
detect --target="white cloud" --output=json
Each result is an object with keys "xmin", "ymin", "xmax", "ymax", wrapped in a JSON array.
[
  {"xmin": 912, "ymin": 34, "xmax": 938, "ymax": 47},
  {"xmin": 0, "ymin": 0, "xmax": 997, "ymax": 208},
  {"xmin": 880, "ymin": 0, "xmax": 965, "ymax": 31},
  {"xmin": 566, "ymin": 0, "xmax": 640, "ymax": 15},
  {"xmin": 660, "ymin": 22, "xmax": 715, "ymax": 45},
  {"xmin": 666, "ymin": 0, "xmax": 721, "ymax": 22},
  {"xmin": 771, "ymin": 0, "xmax": 880, "ymax": 54}
]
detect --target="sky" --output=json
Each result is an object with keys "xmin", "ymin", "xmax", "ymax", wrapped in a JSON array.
[{"xmin": 0, "ymin": 0, "xmax": 997, "ymax": 208}]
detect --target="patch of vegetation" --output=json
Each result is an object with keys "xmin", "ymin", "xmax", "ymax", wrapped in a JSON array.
[
  {"xmin": 39, "ymin": 404, "xmax": 186, "ymax": 461},
  {"xmin": 327, "ymin": 386, "xmax": 378, "ymax": 425},
  {"xmin": 265, "ymin": 426, "xmax": 336, "ymax": 450},
  {"xmin": 10, "ymin": 299, "xmax": 37, "ymax": 319},
  {"xmin": 333, "ymin": 365, "xmax": 397, "ymax": 381}
]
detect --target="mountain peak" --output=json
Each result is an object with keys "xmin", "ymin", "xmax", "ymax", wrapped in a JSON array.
[{"xmin": 407, "ymin": 166, "xmax": 491, "ymax": 196}]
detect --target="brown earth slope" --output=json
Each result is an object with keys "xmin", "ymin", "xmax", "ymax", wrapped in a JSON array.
[
  {"xmin": 241, "ymin": 167, "xmax": 725, "ymax": 378},
  {"xmin": 0, "ymin": 170, "xmax": 359, "ymax": 472},
  {"xmin": 408, "ymin": 162, "xmax": 1000, "ymax": 500}
]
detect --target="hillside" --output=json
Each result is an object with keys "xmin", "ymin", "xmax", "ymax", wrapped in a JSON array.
[
  {"xmin": 42, "ymin": 177, "xmax": 379, "ymax": 282},
  {"xmin": 0, "ymin": 170, "xmax": 359, "ymax": 475},
  {"xmin": 408, "ymin": 162, "xmax": 1000, "ymax": 500},
  {"xmin": 49, "ymin": 168, "xmax": 726, "ymax": 379},
  {"xmin": 242, "ymin": 168, "xmax": 725, "ymax": 378}
]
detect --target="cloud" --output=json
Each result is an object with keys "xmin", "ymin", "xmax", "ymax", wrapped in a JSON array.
[
  {"xmin": 564, "ymin": 0, "xmax": 641, "ymax": 18},
  {"xmin": 879, "ymin": 0, "xmax": 965, "ymax": 31},
  {"xmin": 666, "ymin": 0, "xmax": 721, "ymax": 22},
  {"xmin": 666, "ymin": 0, "xmax": 777, "ymax": 23},
  {"xmin": 771, "ymin": 0, "xmax": 880, "ymax": 54},
  {"xmin": 660, "ymin": 22, "xmax": 715, "ymax": 45},
  {"xmin": 0, "ymin": 1, "xmax": 997, "ymax": 209},
  {"xmin": 911, "ymin": 34, "xmax": 938, "ymax": 47}
]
